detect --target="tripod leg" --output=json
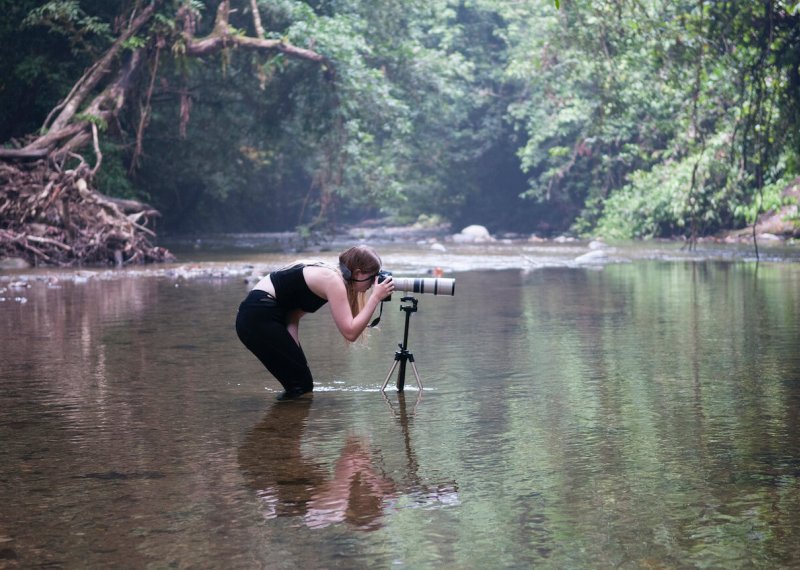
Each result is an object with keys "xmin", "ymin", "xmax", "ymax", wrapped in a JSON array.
[
  {"xmin": 409, "ymin": 360, "xmax": 424, "ymax": 391},
  {"xmin": 381, "ymin": 360, "xmax": 399, "ymax": 392}
]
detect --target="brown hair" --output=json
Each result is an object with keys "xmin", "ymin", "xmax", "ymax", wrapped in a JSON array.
[{"xmin": 339, "ymin": 245, "xmax": 382, "ymax": 319}]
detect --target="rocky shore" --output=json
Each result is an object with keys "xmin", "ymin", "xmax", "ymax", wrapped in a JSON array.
[{"xmin": 2, "ymin": 220, "xmax": 799, "ymax": 302}]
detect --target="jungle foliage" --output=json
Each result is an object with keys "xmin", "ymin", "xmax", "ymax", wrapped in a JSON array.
[{"xmin": 1, "ymin": 0, "xmax": 799, "ymax": 244}]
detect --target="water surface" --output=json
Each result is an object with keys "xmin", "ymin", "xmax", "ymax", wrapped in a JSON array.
[{"xmin": 1, "ymin": 246, "xmax": 799, "ymax": 568}]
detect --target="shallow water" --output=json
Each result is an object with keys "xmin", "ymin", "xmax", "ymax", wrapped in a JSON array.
[{"xmin": 1, "ymin": 244, "xmax": 800, "ymax": 568}]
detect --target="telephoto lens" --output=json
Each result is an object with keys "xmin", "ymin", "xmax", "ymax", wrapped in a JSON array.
[{"xmin": 392, "ymin": 277, "xmax": 455, "ymax": 296}]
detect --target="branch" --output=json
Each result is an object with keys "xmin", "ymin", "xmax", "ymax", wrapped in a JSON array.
[
  {"xmin": 23, "ymin": 123, "xmax": 87, "ymax": 155},
  {"xmin": 184, "ymin": 31, "xmax": 326, "ymax": 62},
  {"xmin": 235, "ymin": 36, "xmax": 327, "ymax": 62},
  {"xmin": 104, "ymin": 195, "xmax": 156, "ymax": 213},
  {"xmin": 25, "ymin": 234, "xmax": 73, "ymax": 251},
  {"xmin": 90, "ymin": 123, "xmax": 102, "ymax": 177},
  {"xmin": 46, "ymin": 3, "xmax": 157, "ymax": 134},
  {"xmin": 84, "ymin": 49, "xmax": 146, "ymax": 119},
  {"xmin": 250, "ymin": 0, "xmax": 265, "ymax": 38},
  {"xmin": 0, "ymin": 148, "xmax": 49, "ymax": 159},
  {"xmin": 131, "ymin": 42, "xmax": 162, "ymax": 173},
  {"xmin": 50, "ymin": 49, "xmax": 146, "ymax": 159},
  {"xmin": 182, "ymin": 0, "xmax": 326, "ymax": 64},
  {"xmin": 42, "ymin": 59, "xmax": 104, "ymax": 132}
]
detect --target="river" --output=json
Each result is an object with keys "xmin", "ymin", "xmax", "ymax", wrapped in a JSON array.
[{"xmin": 1, "ymin": 238, "xmax": 799, "ymax": 568}]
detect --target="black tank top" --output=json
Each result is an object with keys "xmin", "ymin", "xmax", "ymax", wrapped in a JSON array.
[{"xmin": 269, "ymin": 264, "xmax": 328, "ymax": 313}]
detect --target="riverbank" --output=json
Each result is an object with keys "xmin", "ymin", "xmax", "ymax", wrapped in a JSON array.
[
  {"xmin": 3, "ymin": 208, "xmax": 798, "ymax": 279},
  {"xmin": 2, "ymin": 227, "xmax": 798, "ymax": 297}
]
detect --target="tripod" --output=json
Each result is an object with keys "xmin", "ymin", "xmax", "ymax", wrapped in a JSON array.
[{"xmin": 380, "ymin": 296, "xmax": 423, "ymax": 393}]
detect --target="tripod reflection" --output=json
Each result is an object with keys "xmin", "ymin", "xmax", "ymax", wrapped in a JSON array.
[{"xmin": 382, "ymin": 391, "xmax": 459, "ymax": 510}]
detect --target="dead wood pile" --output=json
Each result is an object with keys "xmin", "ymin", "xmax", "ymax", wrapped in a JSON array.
[{"xmin": 0, "ymin": 157, "xmax": 173, "ymax": 267}]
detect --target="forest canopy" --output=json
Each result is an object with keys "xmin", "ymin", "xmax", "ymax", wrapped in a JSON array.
[{"xmin": 1, "ymin": 0, "xmax": 799, "ymax": 265}]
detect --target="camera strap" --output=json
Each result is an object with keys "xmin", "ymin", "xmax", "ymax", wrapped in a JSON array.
[{"xmin": 368, "ymin": 301, "xmax": 385, "ymax": 328}]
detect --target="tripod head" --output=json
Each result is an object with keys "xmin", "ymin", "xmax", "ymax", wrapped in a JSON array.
[{"xmin": 399, "ymin": 296, "xmax": 418, "ymax": 313}]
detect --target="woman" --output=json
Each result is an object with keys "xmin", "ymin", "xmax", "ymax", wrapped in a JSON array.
[{"xmin": 236, "ymin": 245, "xmax": 395, "ymax": 400}]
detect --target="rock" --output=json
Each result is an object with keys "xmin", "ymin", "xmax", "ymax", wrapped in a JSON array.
[
  {"xmin": 575, "ymin": 250, "xmax": 609, "ymax": 264},
  {"xmin": 453, "ymin": 224, "xmax": 493, "ymax": 243},
  {"xmin": 588, "ymin": 240, "xmax": 608, "ymax": 250}
]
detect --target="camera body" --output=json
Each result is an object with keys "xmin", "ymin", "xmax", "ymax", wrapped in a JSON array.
[{"xmin": 377, "ymin": 269, "xmax": 393, "ymax": 284}]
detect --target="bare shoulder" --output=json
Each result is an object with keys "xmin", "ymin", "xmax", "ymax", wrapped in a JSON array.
[{"xmin": 303, "ymin": 265, "xmax": 344, "ymax": 300}]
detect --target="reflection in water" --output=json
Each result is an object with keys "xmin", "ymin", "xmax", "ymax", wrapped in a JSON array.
[
  {"xmin": 383, "ymin": 392, "xmax": 460, "ymax": 510},
  {"xmin": 239, "ymin": 400, "xmax": 324, "ymax": 521},
  {"xmin": 239, "ymin": 399, "xmax": 395, "ymax": 531},
  {"xmin": 239, "ymin": 394, "xmax": 458, "ymax": 532}
]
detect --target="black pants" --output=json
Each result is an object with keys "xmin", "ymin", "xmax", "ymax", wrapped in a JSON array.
[{"xmin": 236, "ymin": 290, "xmax": 314, "ymax": 394}]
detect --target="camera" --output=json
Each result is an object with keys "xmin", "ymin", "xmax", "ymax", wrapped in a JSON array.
[{"xmin": 377, "ymin": 270, "xmax": 455, "ymax": 297}]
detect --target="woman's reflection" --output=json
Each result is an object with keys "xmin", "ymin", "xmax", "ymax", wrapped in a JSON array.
[
  {"xmin": 304, "ymin": 435, "xmax": 396, "ymax": 530},
  {"xmin": 238, "ymin": 400, "xmax": 396, "ymax": 531}
]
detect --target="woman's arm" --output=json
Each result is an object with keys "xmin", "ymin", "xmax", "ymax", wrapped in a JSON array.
[{"xmin": 308, "ymin": 268, "xmax": 393, "ymax": 342}]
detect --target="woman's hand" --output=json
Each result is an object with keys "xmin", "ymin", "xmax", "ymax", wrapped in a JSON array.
[{"xmin": 373, "ymin": 275, "xmax": 394, "ymax": 301}]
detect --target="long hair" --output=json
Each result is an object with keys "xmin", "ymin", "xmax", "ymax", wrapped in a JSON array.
[{"xmin": 338, "ymin": 245, "xmax": 382, "ymax": 319}]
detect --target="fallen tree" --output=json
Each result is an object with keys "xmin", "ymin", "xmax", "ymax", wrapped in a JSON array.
[{"xmin": 0, "ymin": 1, "xmax": 327, "ymax": 267}]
